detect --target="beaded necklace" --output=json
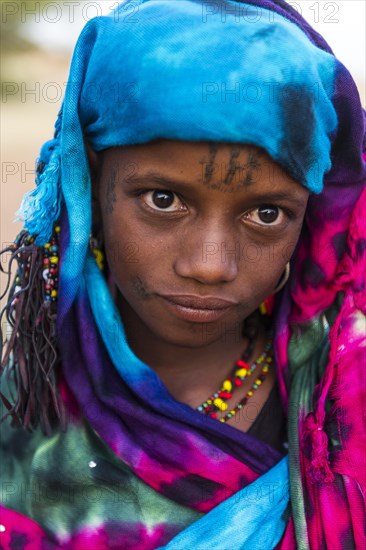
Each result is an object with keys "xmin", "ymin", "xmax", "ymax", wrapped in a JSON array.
[{"xmin": 196, "ymin": 336, "xmax": 272, "ymax": 423}]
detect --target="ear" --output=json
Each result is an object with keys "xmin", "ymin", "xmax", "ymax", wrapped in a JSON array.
[{"xmin": 85, "ymin": 140, "xmax": 103, "ymax": 230}]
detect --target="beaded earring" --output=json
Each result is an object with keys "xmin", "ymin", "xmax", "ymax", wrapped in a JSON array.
[
  {"xmin": 259, "ymin": 294, "xmax": 275, "ymax": 316},
  {"xmin": 89, "ymin": 233, "xmax": 105, "ymax": 271}
]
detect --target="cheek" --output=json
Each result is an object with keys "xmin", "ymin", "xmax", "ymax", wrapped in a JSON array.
[
  {"xmin": 102, "ymin": 211, "xmax": 173, "ymax": 292},
  {"xmin": 235, "ymin": 230, "xmax": 301, "ymax": 295}
]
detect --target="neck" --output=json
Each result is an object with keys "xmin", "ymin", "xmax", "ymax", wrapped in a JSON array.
[{"xmin": 117, "ymin": 292, "xmax": 272, "ymax": 406}]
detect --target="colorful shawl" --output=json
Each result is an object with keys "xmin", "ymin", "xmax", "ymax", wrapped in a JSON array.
[{"xmin": 1, "ymin": 0, "xmax": 365, "ymax": 548}]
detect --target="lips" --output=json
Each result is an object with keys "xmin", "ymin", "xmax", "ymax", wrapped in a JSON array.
[
  {"xmin": 161, "ymin": 294, "xmax": 238, "ymax": 309},
  {"xmin": 159, "ymin": 294, "xmax": 238, "ymax": 323}
]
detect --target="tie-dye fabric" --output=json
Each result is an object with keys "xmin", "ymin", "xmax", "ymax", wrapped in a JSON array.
[{"xmin": 1, "ymin": 0, "xmax": 366, "ymax": 549}]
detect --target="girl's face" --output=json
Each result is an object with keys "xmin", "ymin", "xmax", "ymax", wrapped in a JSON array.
[{"xmin": 93, "ymin": 140, "xmax": 309, "ymax": 347}]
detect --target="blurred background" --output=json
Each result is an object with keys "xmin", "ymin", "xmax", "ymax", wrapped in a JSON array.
[{"xmin": 1, "ymin": 0, "xmax": 365, "ymax": 281}]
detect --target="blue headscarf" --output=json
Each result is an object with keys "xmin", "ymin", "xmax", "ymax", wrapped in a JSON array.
[
  {"xmin": 17, "ymin": 0, "xmax": 339, "ymax": 319},
  {"xmin": 19, "ymin": 0, "xmax": 338, "ymax": 233}
]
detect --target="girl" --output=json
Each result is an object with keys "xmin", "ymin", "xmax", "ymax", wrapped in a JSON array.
[{"xmin": 1, "ymin": 0, "xmax": 365, "ymax": 548}]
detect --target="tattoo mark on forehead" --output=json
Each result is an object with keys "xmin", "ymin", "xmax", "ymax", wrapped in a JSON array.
[
  {"xmin": 223, "ymin": 147, "xmax": 241, "ymax": 186},
  {"xmin": 247, "ymin": 149, "xmax": 261, "ymax": 171},
  {"xmin": 241, "ymin": 149, "xmax": 261, "ymax": 187},
  {"xmin": 240, "ymin": 147, "xmax": 262, "ymax": 187},
  {"xmin": 201, "ymin": 145, "xmax": 264, "ymax": 192},
  {"xmin": 105, "ymin": 168, "xmax": 117, "ymax": 215},
  {"xmin": 200, "ymin": 142, "xmax": 218, "ymax": 184}
]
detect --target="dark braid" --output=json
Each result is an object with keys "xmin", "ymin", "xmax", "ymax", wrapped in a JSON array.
[{"xmin": 0, "ymin": 229, "xmax": 66, "ymax": 435}]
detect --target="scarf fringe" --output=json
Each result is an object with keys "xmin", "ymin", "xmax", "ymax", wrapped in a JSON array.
[{"xmin": 16, "ymin": 108, "xmax": 63, "ymax": 247}]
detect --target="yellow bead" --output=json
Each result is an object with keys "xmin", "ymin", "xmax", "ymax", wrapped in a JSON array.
[
  {"xmin": 235, "ymin": 368, "xmax": 247, "ymax": 377},
  {"xmin": 214, "ymin": 398, "xmax": 228, "ymax": 411},
  {"xmin": 50, "ymin": 256, "xmax": 59, "ymax": 264},
  {"xmin": 51, "ymin": 290, "xmax": 57, "ymax": 297},
  {"xmin": 255, "ymin": 379, "xmax": 262, "ymax": 385},
  {"xmin": 263, "ymin": 366, "xmax": 269, "ymax": 372},
  {"xmin": 219, "ymin": 418, "xmax": 225, "ymax": 422},
  {"xmin": 93, "ymin": 250, "xmax": 104, "ymax": 270},
  {"xmin": 223, "ymin": 380, "xmax": 232, "ymax": 392},
  {"xmin": 44, "ymin": 243, "xmax": 51, "ymax": 249},
  {"xmin": 259, "ymin": 302, "xmax": 266, "ymax": 315},
  {"xmin": 230, "ymin": 410, "xmax": 236, "ymax": 415},
  {"xmin": 268, "ymin": 357, "xmax": 273, "ymax": 363},
  {"xmin": 248, "ymin": 391, "xmax": 253, "ymax": 396},
  {"xmin": 207, "ymin": 399, "xmax": 212, "ymax": 404},
  {"xmin": 55, "ymin": 226, "xmax": 61, "ymax": 233}
]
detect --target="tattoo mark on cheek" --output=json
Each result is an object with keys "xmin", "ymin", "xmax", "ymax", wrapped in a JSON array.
[
  {"xmin": 132, "ymin": 276, "xmax": 150, "ymax": 300},
  {"xmin": 105, "ymin": 168, "xmax": 117, "ymax": 215}
]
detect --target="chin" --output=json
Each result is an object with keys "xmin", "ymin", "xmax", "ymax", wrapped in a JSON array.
[{"xmin": 150, "ymin": 321, "xmax": 242, "ymax": 350}]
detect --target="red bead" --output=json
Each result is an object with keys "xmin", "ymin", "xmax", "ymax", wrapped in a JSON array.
[
  {"xmin": 262, "ymin": 295, "xmax": 275, "ymax": 316},
  {"xmin": 49, "ymin": 268, "xmax": 57, "ymax": 275},
  {"xmin": 44, "ymin": 284, "xmax": 52, "ymax": 291},
  {"xmin": 234, "ymin": 379, "xmax": 242, "ymax": 386},
  {"xmin": 218, "ymin": 391, "xmax": 232, "ymax": 399},
  {"xmin": 210, "ymin": 412, "xmax": 217, "ymax": 419},
  {"xmin": 236, "ymin": 359, "xmax": 250, "ymax": 369},
  {"xmin": 43, "ymin": 258, "xmax": 50, "ymax": 265}
]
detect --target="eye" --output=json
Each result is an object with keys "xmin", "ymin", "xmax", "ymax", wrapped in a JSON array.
[
  {"xmin": 140, "ymin": 190, "xmax": 187, "ymax": 212},
  {"xmin": 243, "ymin": 205, "xmax": 289, "ymax": 226}
]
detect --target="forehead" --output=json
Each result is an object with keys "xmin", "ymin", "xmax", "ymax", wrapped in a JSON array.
[{"xmin": 100, "ymin": 139, "xmax": 309, "ymax": 199}]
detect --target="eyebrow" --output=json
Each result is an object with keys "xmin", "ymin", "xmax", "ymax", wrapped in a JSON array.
[{"xmin": 124, "ymin": 171, "xmax": 307, "ymax": 207}]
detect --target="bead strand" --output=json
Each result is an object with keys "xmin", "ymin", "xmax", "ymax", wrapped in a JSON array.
[
  {"xmin": 196, "ymin": 339, "xmax": 272, "ymax": 420},
  {"xmin": 42, "ymin": 225, "xmax": 60, "ymax": 303},
  {"xmin": 218, "ymin": 357, "xmax": 271, "ymax": 422}
]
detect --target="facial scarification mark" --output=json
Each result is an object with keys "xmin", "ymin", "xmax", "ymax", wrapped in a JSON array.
[
  {"xmin": 242, "ymin": 171, "xmax": 253, "ymax": 187},
  {"xmin": 105, "ymin": 168, "xmax": 117, "ymax": 215},
  {"xmin": 200, "ymin": 143, "xmax": 218, "ymax": 184},
  {"xmin": 223, "ymin": 147, "xmax": 241, "ymax": 185},
  {"xmin": 200, "ymin": 144, "xmax": 264, "ymax": 192},
  {"xmin": 247, "ymin": 148, "xmax": 261, "ymax": 171},
  {"xmin": 241, "ymin": 148, "xmax": 261, "ymax": 188},
  {"xmin": 132, "ymin": 276, "xmax": 150, "ymax": 300}
]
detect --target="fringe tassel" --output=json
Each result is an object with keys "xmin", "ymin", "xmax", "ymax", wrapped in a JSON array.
[
  {"xmin": 302, "ymin": 287, "xmax": 343, "ymax": 484},
  {"xmin": 16, "ymin": 106, "xmax": 63, "ymax": 246},
  {"xmin": 16, "ymin": 143, "xmax": 61, "ymax": 247},
  {"xmin": 0, "ymin": 231, "xmax": 66, "ymax": 435},
  {"xmin": 303, "ymin": 412, "xmax": 335, "ymax": 483}
]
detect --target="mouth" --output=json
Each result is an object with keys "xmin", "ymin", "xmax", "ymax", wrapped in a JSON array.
[{"xmin": 159, "ymin": 294, "xmax": 238, "ymax": 323}]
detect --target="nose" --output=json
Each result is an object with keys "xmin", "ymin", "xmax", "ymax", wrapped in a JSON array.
[{"xmin": 173, "ymin": 226, "xmax": 239, "ymax": 285}]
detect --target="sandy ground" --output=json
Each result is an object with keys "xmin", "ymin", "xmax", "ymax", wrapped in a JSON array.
[{"xmin": 1, "ymin": 50, "xmax": 70, "ymax": 303}]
